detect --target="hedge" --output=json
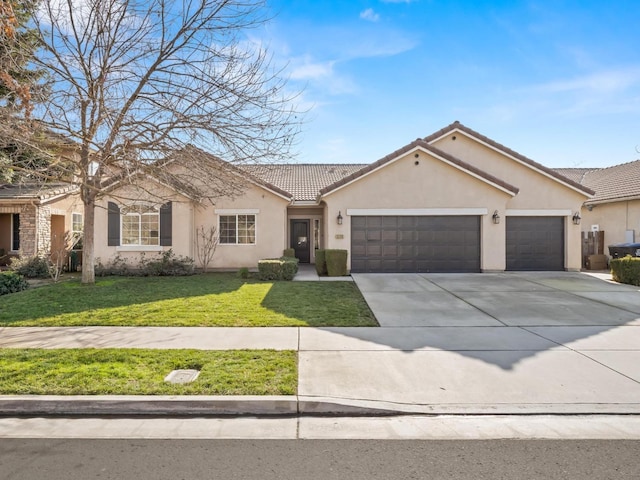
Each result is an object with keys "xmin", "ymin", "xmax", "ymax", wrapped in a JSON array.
[
  {"xmin": 0, "ymin": 271, "xmax": 29, "ymax": 296},
  {"xmin": 325, "ymin": 249, "xmax": 348, "ymax": 277},
  {"xmin": 283, "ymin": 248, "xmax": 295, "ymax": 258},
  {"xmin": 258, "ymin": 257, "xmax": 299, "ymax": 281},
  {"xmin": 315, "ymin": 249, "xmax": 327, "ymax": 276},
  {"xmin": 610, "ymin": 255, "xmax": 640, "ymax": 286}
]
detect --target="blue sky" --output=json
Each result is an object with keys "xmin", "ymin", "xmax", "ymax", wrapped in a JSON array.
[{"xmin": 259, "ymin": 0, "xmax": 640, "ymax": 168}]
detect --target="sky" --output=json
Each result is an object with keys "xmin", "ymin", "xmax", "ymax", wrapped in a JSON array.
[{"xmin": 258, "ymin": 0, "xmax": 640, "ymax": 168}]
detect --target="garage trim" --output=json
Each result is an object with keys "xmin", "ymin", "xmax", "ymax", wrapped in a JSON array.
[
  {"xmin": 347, "ymin": 208, "xmax": 488, "ymax": 216},
  {"xmin": 506, "ymin": 209, "xmax": 571, "ymax": 216}
]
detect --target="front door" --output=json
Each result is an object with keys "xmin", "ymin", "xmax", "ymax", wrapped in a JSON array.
[{"xmin": 290, "ymin": 219, "xmax": 310, "ymax": 263}]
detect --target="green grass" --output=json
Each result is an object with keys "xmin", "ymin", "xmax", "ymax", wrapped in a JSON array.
[
  {"xmin": 0, "ymin": 274, "xmax": 377, "ymax": 327},
  {"xmin": 0, "ymin": 349, "xmax": 297, "ymax": 395}
]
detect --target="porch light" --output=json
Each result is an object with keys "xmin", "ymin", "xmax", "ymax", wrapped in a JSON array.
[
  {"xmin": 572, "ymin": 212, "xmax": 581, "ymax": 225},
  {"xmin": 337, "ymin": 211, "xmax": 343, "ymax": 225},
  {"xmin": 492, "ymin": 210, "xmax": 500, "ymax": 225}
]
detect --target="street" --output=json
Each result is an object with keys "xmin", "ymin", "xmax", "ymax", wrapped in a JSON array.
[{"xmin": 1, "ymin": 438, "xmax": 639, "ymax": 479}]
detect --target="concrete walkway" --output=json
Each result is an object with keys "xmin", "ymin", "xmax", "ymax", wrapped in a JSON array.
[{"xmin": 1, "ymin": 271, "xmax": 639, "ymax": 416}]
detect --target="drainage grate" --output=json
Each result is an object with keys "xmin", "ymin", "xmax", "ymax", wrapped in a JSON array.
[{"xmin": 164, "ymin": 369, "xmax": 200, "ymax": 384}]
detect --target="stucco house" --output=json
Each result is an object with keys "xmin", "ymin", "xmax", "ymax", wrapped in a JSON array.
[
  {"xmin": 0, "ymin": 183, "xmax": 83, "ymax": 265},
  {"xmin": 95, "ymin": 121, "xmax": 594, "ymax": 273},
  {"xmin": 556, "ymin": 160, "xmax": 640, "ymax": 250}
]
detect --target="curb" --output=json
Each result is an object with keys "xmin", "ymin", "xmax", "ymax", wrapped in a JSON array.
[{"xmin": 2, "ymin": 395, "xmax": 640, "ymax": 417}]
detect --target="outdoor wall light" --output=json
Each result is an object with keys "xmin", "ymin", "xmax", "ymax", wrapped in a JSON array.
[
  {"xmin": 337, "ymin": 211, "xmax": 343, "ymax": 225},
  {"xmin": 572, "ymin": 212, "xmax": 581, "ymax": 225},
  {"xmin": 492, "ymin": 210, "xmax": 500, "ymax": 224}
]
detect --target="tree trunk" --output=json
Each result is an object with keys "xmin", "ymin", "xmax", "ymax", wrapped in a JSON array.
[{"xmin": 81, "ymin": 196, "xmax": 96, "ymax": 284}]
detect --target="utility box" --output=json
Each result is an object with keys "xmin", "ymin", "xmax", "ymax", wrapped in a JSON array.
[{"xmin": 585, "ymin": 254, "xmax": 608, "ymax": 270}]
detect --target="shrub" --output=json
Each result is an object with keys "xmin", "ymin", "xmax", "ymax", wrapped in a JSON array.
[
  {"xmin": 238, "ymin": 267, "xmax": 250, "ymax": 279},
  {"xmin": 94, "ymin": 251, "xmax": 194, "ymax": 277},
  {"xmin": 610, "ymin": 255, "xmax": 640, "ymax": 286},
  {"xmin": 9, "ymin": 254, "xmax": 50, "ymax": 278},
  {"xmin": 0, "ymin": 271, "xmax": 29, "ymax": 295},
  {"xmin": 315, "ymin": 249, "xmax": 327, "ymax": 276},
  {"xmin": 325, "ymin": 249, "xmax": 348, "ymax": 276},
  {"xmin": 138, "ymin": 249, "xmax": 195, "ymax": 276},
  {"xmin": 257, "ymin": 257, "xmax": 299, "ymax": 281},
  {"xmin": 283, "ymin": 248, "xmax": 295, "ymax": 258}
]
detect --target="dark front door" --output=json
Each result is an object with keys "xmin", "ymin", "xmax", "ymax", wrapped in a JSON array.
[{"xmin": 291, "ymin": 219, "xmax": 310, "ymax": 263}]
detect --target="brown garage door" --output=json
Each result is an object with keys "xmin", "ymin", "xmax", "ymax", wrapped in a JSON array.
[
  {"xmin": 506, "ymin": 216, "xmax": 564, "ymax": 271},
  {"xmin": 351, "ymin": 215, "xmax": 481, "ymax": 273}
]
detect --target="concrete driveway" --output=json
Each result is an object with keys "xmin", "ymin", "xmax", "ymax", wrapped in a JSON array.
[{"xmin": 297, "ymin": 272, "xmax": 640, "ymax": 414}]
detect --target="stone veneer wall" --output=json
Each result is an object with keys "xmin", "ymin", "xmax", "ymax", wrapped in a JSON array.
[
  {"xmin": 36, "ymin": 205, "xmax": 52, "ymax": 254},
  {"xmin": 0, "ymin": 204, "xmax": 51, "ymax": 256}
]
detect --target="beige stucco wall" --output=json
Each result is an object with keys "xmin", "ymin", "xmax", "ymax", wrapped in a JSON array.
[
  {"xmin": 94, "ymin": 182, "xmax": 193, "ymax": 265},
  {"xmin": 582, "ymin": 199, "xmax": 640, "ymax": 249},
  {"xmin": 46, "ymin": 193, "xmax": 84, "ymax": 239},
  {"xmin": 322, "ymin": 148, "xmax": 513, "ymax": 271},
  {"xmin": 431, "ymin": 132, "xmax": 589, "ymax": 270},
  {"xmin": 195, "ymin": 184, "xmax": 289, "ymax": 270}
]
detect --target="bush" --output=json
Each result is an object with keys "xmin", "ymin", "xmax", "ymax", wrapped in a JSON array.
[
  {"xmin": 258, "ymin": 257, "xmax": 299, "ymax": 281},
  {"xmin": 9, "ymin": 254, "xmax": 50, "ymax": 278},
  {"xmin": 325, "ymin": 249, "xmax": 348, "ymax": 276},
  {"xmin": 315, "ymin": 249, "xmax": 327, "ymax": 276},
  {"xmin": 0, "ymin": 271, "xmax": 29, "ymax": 295},
  {"xmin": 283, "ymin": 248, "xmax": 295, "ymax": 258},
  {"xmin": 94, "ymin": 250, "xmax": 194, "ymax": 276},
  {"xmin": 138, "ymin": 250, "xmax": 195, "ymax": 276},
  {"xmin": 237, "ymin": 267, "xmax": 250, "ymax": 279},
  {"xmin": 610, "ymin": 255, "xmax": 640, "ymax": 286}
]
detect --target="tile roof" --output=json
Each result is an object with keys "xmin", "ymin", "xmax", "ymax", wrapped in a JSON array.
[
  {"xmin": 242, "ymin": 164, "xmax": 364, "ymax": 202},
  {"xmin": 0, "ymin": 183, "xmax": 77, "ymax": 200},
  {"xmin": 555, "ymin": 160, "xmax": 640, "ymax": 204},
  {"xmin": 319, "ymin": 139, "xmax": 520, "ymax": 197},
  {"xmin": 425, "ymin": 121, "xmax": 595, "ymax": 197}
]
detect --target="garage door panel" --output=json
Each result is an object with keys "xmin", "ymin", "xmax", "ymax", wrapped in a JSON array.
[
  {"xmin": 507, "ymin": 217, "xmax": 564, "ymax": 271},
  {"xmin": 351, "ymin": 215, "xmax": 480, "ymax": 273}
]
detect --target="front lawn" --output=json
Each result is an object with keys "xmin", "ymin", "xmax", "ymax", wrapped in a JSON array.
[
  {"xmin": 0, "ymin": 349, "xmax": 296, "ymax": 395},
  {"xmin": 0, "ymin": 274, "xmax": 377, "ymax": 327}
]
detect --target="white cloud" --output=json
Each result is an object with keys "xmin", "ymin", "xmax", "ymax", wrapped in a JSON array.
[
  {"xmin": 360, "ymin": 8, "xmax": 380, "ymax": 22},
  {"xmin": 533, "ymin": 67, "xmax": 640, "ymax": 95}
]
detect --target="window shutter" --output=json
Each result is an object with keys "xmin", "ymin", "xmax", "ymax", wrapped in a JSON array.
[
  {"xmin": 160, "ymin": 202, "xmax": 172, "ymax": 246},
  {"xmin": 107, "ymin": 202, "xmax": 120, "ymax": 246}
]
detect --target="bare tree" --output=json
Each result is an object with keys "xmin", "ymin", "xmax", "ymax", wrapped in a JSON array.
[
  {"xmin": 47, "ymin": 230, "xmax": 72, "ymax": 282},
  {"xmin": 25, "ymin": 0, "xmax": 301, "ymax": 283},
  {"xmin": 195, "ymin": 225, "xmax": 219, "ymax": 273}
]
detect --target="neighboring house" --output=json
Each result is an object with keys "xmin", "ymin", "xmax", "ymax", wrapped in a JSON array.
[
  {"xmin": 0, "ymin": 183, "xmax": 83, "ymax": 265},
  {"xmin": 556, "ymin": 160, "xmax": 640, "ymax": 250},
  {"xmin": 96, "ymin": 121, "xmax": 594, "ymax": 273}
]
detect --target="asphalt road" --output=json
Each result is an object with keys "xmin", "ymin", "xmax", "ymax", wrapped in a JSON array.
[{"xmin": 1, "ymin": 439, "xmax": 639, "ymax": 480}]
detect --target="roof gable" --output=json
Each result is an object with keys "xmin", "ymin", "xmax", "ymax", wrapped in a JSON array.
[
  {"xmin": 425, "ymin": 121, "xmax": 594, "ymax": 197},
  {"xmin": 319, "ymin": 139, "xmax": 519, "ymax": 197}
]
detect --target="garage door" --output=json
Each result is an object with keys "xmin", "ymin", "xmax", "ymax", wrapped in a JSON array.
[
  {"xmin": 506, "ymin": 217, "xmax": 564, "ymax": 271},
  {"xmin": 351, "ymin": 216, "xmax": 480, "ymax": 273}
]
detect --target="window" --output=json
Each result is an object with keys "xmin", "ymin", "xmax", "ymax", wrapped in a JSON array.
[
  {"xmin": 72, "ymin": 213, "xmax": 83, "ymax": 248},
  {"xmin": 11, "ymin": 214, "xmax": 20, "ymax": 251},
  {"xmin": 121, "ymin": 205, "xmax": 159, "ymax": 246},
  {"xmin": 220, "ymin": 214, "xmax": 256, "ymax": 244}
]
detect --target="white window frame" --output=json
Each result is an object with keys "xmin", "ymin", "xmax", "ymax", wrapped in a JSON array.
[
  {"xmin": 71, "ymin": 212, "xmax": 83, "ymax": 248},
  {"xmin": 120, "ymin": 204, "xmax": 160, "ymax": 247},
  {"xmin": 218, "ymin": 213, "xmax": 257, "ymax": 245}
]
